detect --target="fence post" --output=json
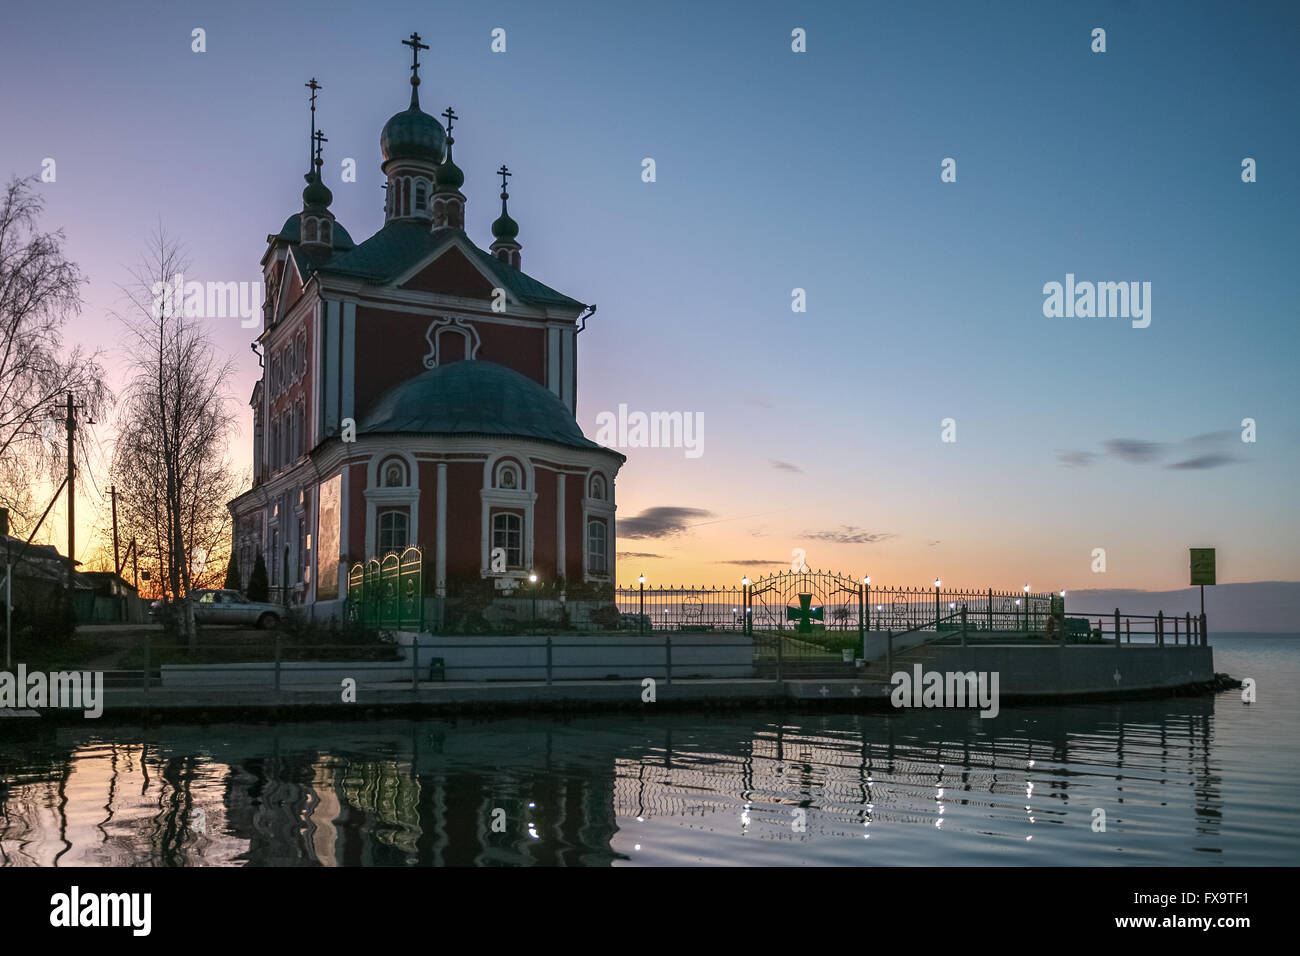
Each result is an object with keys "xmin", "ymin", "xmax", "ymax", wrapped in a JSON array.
[
  {"xmin": 960, "ymin": 606, "xmax": 967, "ymax": 647},
  {"xmin": 1126, "ymin": 619, "xmax": 1130, "ymax": 644},
  {"xmin": 988, "ymin": 588, "xmax": 993, "ymax": 632},
  {"xmin": 775, "ymin": 628, "xmax": 783, "ymax": 682},
  {"xmin": 546, "ymin": 636, "xmax": 552, "ymax": 685},
  {"xmin": 411, "ymin": 635, "xmax": 419, "ymax": 691},
  {"xmin": 665, "ymin": 633, "xmax": 672, "ymax": 686},
  {"xmin": 1157, "ymin": 610, "xmax": 1164, "ymax": 646},
  {"xmin": 1114, "ymin": 608, "xmax": 1121, "ymax": 650},
  {"xmin": 274, "ymin": 632, "xmax": 281, "ymax": 693},
  {"xmin": 1200, "ymin": 611, "xmax": 1208, "ymax": 646},
  {"xmin": 1173, "ymin": 615, "xmax": 1179, "ymax": 645},
  {"xmin": 1186, "ymin": 613, "xmax": 1192, "ymax": 647},
  {"xmin": 886, "ymin": 630, "xmax": 893, "ymax": 676}
]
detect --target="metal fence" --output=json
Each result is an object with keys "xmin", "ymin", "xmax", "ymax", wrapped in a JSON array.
[
  {"xmin": 1063, "ymin": 608, "xmax": 1209, "ymax": 647},
  {"xmin": 614, "ymin": 578, "xmax": 1055, "ymax": 634}
]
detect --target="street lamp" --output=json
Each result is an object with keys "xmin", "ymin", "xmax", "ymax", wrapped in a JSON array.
[
  {"xmin": 862, "ymin": 575, "xmax": 870, "ymax": 633},
  {"xmin": 934, "ymin": 578, "xmax": 942, "ymax": 629},
  {"xmin": 529, "ymin": 572, "xmax": 538, "ymax": 634},
  {"xmin": 1023, "ymin": 584, "xmax": 1031, "ymax": 631},
  {"xmin": 638, "ymin": 574, "xmax": 646, "ymax": 636},
  {"xmin": 741, "ymin": 577, "xmax": 751, "ymax": 636}
]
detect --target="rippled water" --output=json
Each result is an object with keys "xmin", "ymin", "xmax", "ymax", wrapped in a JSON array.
[{"xmin": 0, "ymin": 634, "xmax": 1295, "ymax": 866}]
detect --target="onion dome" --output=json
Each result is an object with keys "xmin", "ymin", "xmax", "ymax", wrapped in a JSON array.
[
  {"xmin": 491, "ymin": 194, "xmax": 519, "ymax": 240},
  {"xmin": 302, "ymin": 170, "xmax": 333, "ymax": 209},
  {"xmin": 436, "ymin": 139, "xmax": 465, "ymax": 190},
  {"xmin": 380, "ymin": 106, "xmax": 446, "ymax": 165}
]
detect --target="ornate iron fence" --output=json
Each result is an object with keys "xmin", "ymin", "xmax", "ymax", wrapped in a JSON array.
[
  {"xmin": 346, "ymin": 546, "xmax": 424, "ymax": 631},
  {"xmin": 614, "ymin": 574, "xmax": 1054, "ymax": 635}
]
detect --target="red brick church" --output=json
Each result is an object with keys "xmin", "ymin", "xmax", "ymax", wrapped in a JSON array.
[{"xmin": 228, "ymin": 35, "xmax": 624, "ymax": 615}]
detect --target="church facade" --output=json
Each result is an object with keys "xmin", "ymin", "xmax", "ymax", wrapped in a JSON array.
[{"xmin": 228, "ymin": 37, "xmax": 624, "ymax": 614}]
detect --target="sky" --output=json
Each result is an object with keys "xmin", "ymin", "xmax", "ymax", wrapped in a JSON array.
[{"xmin": 1, "ymin": 0, "xmax": 1297, "ymax": 598}]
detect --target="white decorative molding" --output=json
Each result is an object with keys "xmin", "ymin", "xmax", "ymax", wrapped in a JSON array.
[{"xmin": 422, "ymin": 316, "xmax": 482, "ymax": 369}]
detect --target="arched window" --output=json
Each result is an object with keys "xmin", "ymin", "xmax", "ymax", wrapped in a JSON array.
[
  {"xmin": 492, "ymin": 513, "xmax": 522, "ymax": 568},
  {"xmin": 380, "ymin": 457, "xmax": 408, "ymax": 488},
  {"xmin": 378, "ymin": 510, "xmax": 408, "ymax": 555},
  {"xmin": 320, "ymin": 220, "xmax": 331, "ymax": 245},
  {"xmin": 303, "ymin": 218, "xmax": 318, "ymax": 243},
  {"xmin": 415, "ymin": 181, "xmax": 427, "ymax": 212},
  {"xmin": 587, "ymin": 521, "xmax": 608, "ymax": 574},
  {"xmin": 498, "ymin": 463, "xmax": 519, "ymax": 490},
  {"xmin": 589, "ymin": 474, "xmax": 606, "ymax": 500}
]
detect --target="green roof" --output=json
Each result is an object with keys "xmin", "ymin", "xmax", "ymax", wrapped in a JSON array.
[
  {"xmin": 316, "ymin": 221, "xmax": 583, "ymax": 310},
  {"xmin": 359, "ymin": 359, "xmax": 620, "ymax": 456},
  {"xmin": 273, "ymin": 213, "xmax": 356, "ymax": 250}
]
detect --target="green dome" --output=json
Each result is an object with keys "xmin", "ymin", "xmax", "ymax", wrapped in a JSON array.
[
  {"xmin": 302, "ymin": 172, "xmax": 332, "ymax": 208},
  {"xmin": 380, "ymin": 106, "xmax": 446, "ymax": 165},
  {"xmin": 491, "ymin": 197, "xmax": 519, "ymax": 240},
  {"xmin": 435, "ymin": 142, "xmax": 464, "ymax": 190},
  {"xmin": 359, "ymin": 360, "xmax": 601, "ymax": 451}
]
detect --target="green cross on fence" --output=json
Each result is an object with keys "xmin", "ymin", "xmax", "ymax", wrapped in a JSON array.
[{"xmin": 786, "ymin": 594, "xmax": 824, "ymax": 634}]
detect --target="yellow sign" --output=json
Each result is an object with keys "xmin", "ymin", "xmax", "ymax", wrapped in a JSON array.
[{"xmin": 1190, "ymin": 548, "xmax": 1216, "ymax": 586}]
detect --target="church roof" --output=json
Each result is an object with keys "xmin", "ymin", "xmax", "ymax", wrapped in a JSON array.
[
  {"xmin": 273, "ymin": 213, "xmax": 356, "ymax": 250},
  {"xmin": 316, "ymin": 221, "xmax": 583, "ymax": 310},
  {"xmin": 359, "ymin": 359, "xmax": 620, "ymax": 456}
]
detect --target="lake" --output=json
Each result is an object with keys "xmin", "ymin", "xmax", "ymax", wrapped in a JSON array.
[{"xmin": 1, "ymin": 633, "xmax": 1295, "ymax": 866}]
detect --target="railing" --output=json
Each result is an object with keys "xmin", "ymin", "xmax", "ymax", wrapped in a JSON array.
[
  {"xmin": 126, "ymin": 633, "xmax": 759, "ymax": 691},
  {"xmin": 614, "ymin": 582, "xmax": 1055, "ymax": 633},
  {"xmin": 1063, "ymin": 609, "xmax": 1209, "ymax": 647}
]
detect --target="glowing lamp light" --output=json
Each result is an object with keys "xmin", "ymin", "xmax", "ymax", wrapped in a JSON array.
[
  {"xmin": 742, "ymin": 577, "xmax": 751, "ymax": 586},
  {"xmin": 638, "ymin": 574, "xmax": 646, "ymax": 585},
  {"xmin": 1024, "ymin": 584, "xmax": 1031, "ymax": 593},
  {"xmin": 934, "ymin": 579, "xmax": 941, "ymax": 588},
  {"xmin": 528, "ymin": 573, "xmax": 538, "ymax": 583},
  {"xmin": 863, "ymin": 576, "xmax": 870, "ymax": 585}
]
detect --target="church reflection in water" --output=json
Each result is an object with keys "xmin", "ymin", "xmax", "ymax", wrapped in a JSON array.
[{"xmin": 0, "ymin": 701, "xmax": 1228, "ymax": 866}]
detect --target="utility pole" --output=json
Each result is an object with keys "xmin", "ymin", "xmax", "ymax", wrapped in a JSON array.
[
  {"xmin": 65, "ymin": 392, "xmax": 76, "ymax": 600},
  {"xmin": 131, "ymin": 538, "xmax": 139, "ymax": 591},
  {"xmin": 111, "ymin": 484, "xmax": 121, "ymax": 576}
]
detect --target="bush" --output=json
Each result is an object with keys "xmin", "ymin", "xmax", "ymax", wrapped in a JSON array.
[
  {"xmin": 223, "ymin": 554, "xmax": 241, "ymax": 590},
  {"xmin": 247, "ymin": 552, "xmax": 269, "ymax": 602},
  {"xmin": 591, "ymin": 604, "xmax": 622, "ymax": 631}
]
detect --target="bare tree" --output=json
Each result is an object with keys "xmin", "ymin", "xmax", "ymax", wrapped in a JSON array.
[
  {"xmin": 112, "ymin": 230, "xmax": 237, "ymax": 644},
  {"xmin": 0, "ymin": 176, "xmax": 108, "ymax": 535}
]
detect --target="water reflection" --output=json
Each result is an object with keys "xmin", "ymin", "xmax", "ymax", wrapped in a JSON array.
[{"xmin": 0, "ymin": 694, "xmax": 1288, "ymax": 866}]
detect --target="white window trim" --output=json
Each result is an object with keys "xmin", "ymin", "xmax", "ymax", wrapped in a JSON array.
[{"xmin": 364, "ymin": 450, "xmax": 419, "ymax": 558}]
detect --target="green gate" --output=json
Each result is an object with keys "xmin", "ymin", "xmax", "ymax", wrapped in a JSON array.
[{"xmin": 346, "ymin": 546, "xmax": 424, "ymax": 631}]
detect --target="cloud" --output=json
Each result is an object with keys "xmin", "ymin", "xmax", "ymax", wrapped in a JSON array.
[
  {"xmin": 804, "ymin": 526, "xmax": 897, "ymax": 545},
  {"xmin": 1184, "ymin": 430, "xmax": 1236, "ymax": 445},
  {"xmin": 617, "ymin": 507, "xmax": 713, "ymax": 539},
  {"xmin": 1104, "ymin": 439, "xmax": 1164, "ymax": 464},
  {"xmin": 617, "ymin": 551, "xmax": 663, "ymax": 559},
  {"xmin": 717, "ymin": 559, "xmax": 784, "ymax": 566},
  {"xmin": 770, "ymin": 460, "xmax": 803, "ymax": 473},
  {"xmin": 1057, "ymin": 450, "xmax": 1097, "ymax": 467},
  {"xmin": 1167, "ymin": 454, "xmax": 1237, "ymax": 470}
]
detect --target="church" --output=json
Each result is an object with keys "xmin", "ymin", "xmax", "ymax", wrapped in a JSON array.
[{"xmin": 228, "ymin": 34, "xmax": 624, "ymax": 616}]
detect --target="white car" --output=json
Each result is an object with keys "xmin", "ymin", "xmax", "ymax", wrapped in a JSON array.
[{"xmin": 192, "ymin": 590, "xmax": 282, "ymax": 629}]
